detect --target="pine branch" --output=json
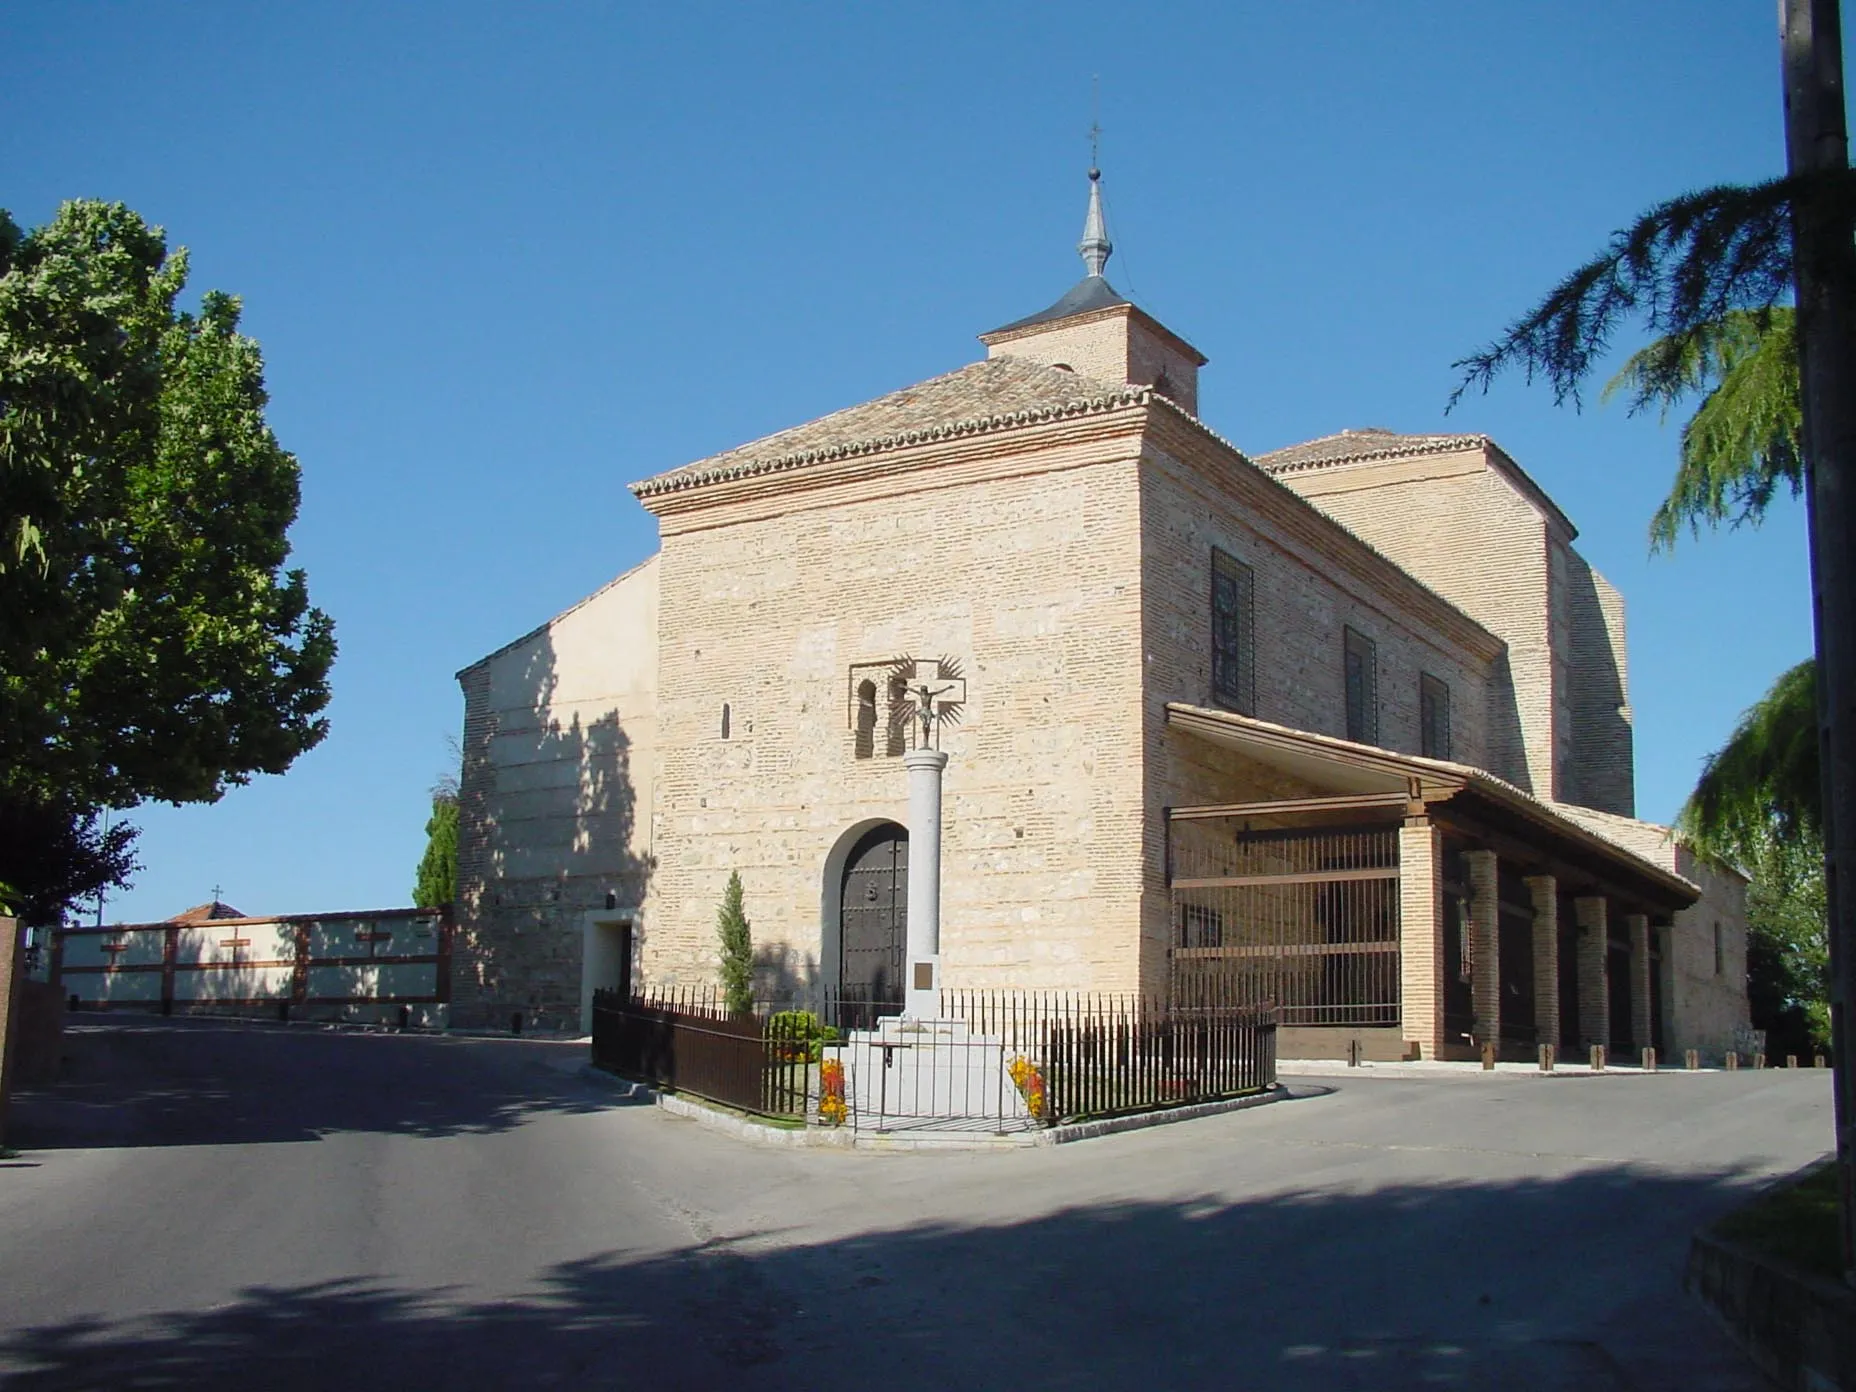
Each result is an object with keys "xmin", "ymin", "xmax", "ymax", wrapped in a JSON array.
[
  {"xmin": 1679, "ymin": 658, "xmax": 1821, "ymax": 857},
  {"xmin": 1448, "ymin": 173, "xmax": 1855, "ymax": 411}
]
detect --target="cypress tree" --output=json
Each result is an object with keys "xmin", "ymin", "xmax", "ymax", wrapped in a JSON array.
[{"xmin": 717, "ymin": 870, "xmax": 754, "ymax": 1016}]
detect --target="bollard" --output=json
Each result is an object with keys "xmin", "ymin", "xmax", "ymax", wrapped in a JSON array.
[
  {"xmin": 511, "ymin": 1011, "xmax": 523, "ymax": 1036},
  {"xmin": 398, "ymin": 1004, "xmax": 412, "ymax": 1032},
  {"xmin": 1817, "ymin": 1055, "xmax": 1829, "ymax": 1068},
  {"xmin": 1685, "ymin": 1049, "xmax": 1700, "ymax": 1070},
  {"xmin": 1590, "ymin": 1044, "xmax": 1606, "ymax": 1072},
  {"xmin": 1481, "ymin": 1041, "xmax": 1497, "ymax": 1071},
  {"xmin": 1726, "ymin": 1051, "xmax": 1739, "ymax": 1071},
  {"xmin": 1753, "ymin": 1052, "xmax": 1767, "ymax": 1070},
  {"xmin": 277, "ymin": 999, "xmax": 289, "ymax": 1024},
  {"xmin": 1787, "ymin": 1054, "xmax": 1798, "ymax": 1069},
  {"xmin": 1641, "ymin": 1047, "xmax": 1657, "ymax": 1072},
  {"xmin": 1347, "ymin": 1037, "xmax": 1362, "ymax": 1068},
  {"xmin": 1538, "ymin": 1042, "xmax": 1556, "ymax": 1072},
  {"xmin": 67, "ymin": 993, "xmax": 79, "ymax": 1012}
]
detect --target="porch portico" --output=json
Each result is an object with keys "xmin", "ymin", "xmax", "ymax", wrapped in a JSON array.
[{"xmin": 1164, "ymin": 704, "xmax": 1698, "ymax": 1062}]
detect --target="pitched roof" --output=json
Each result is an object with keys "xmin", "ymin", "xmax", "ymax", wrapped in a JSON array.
[
  {"xmin": 982, "ymin": 274, "xmax": 1130, "ymax": 337},
  {"xmin": 1165, "ymin": 702, "xmax": 1698, "ymax": 907},
  {"xmin": 1254, "ymin": 428, "xmax": 1578, "ymax": 540},
  {"xmin": 1253, "ymin": 428, "xmax": 1487, "ymax": 474},
  {"xmin": 631, "ymin": 356, "xmax": 1134, "ymax": 498},
  {"xmin": 168, "ymin": 900, "xmax": 247, "ymax": 924}
]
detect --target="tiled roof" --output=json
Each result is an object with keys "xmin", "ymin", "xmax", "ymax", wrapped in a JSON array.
[
  {"xmin": 169, "ymin": 900, "xmax": 247, "ymax": 924},
  {"xmin": 631, "ymin": 357, "xmax": 1133, "ymax": 497},
  {"xmin": 1254, "ymin": 429, "xmax": 1487, "ymax": 475}
]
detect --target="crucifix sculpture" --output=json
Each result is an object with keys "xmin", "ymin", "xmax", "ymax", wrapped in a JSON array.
[
  {"xmin": 885, "ymin": 655, "xmax": 966, "ymax": 1019},
  {"xmin": 887, "ymin": 656, "xmax": 966, "ymax": 751}
]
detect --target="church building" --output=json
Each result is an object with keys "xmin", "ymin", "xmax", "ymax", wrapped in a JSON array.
[{"xmin": 451, "ymin": 172, "xmax": 1751, "ymax": 1062}]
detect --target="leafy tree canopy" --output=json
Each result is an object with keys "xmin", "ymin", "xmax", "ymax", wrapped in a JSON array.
[{"xmin": 0, "ymin": 200, "xmax": 334, "ymax": 921}]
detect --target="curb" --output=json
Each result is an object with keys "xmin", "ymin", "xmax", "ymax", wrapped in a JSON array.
[
  {"xmin": 1685, "ymin": 1211, "xmax": 1854, "ymax": 1391},
  {"xmin": 579, "ymin": 1063, "xmax": 1293, "ymax": 1151}
]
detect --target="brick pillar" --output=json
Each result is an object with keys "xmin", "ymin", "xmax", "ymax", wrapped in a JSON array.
[
  {"xmin": 1465, "ymin": 849, "xmax": 1500, "ymax": 1047},
  {"xmin": 1573, "ymin": 895, "xmax": 1609, "ymax": 1050},
  {"xmin": 1525, "ymin": 874, "xmax": 1559, "ymax": 1050},
  {"xmin": 1626, "ymin": 912, "xmax": 1652, "ymax": 1053},
  {"xmin": 1398, "ymin": 820, "xmax": 1444, "ymax": 1059}
]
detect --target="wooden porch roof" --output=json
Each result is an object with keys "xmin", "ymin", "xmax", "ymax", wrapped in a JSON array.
[{"xmin": 1166, "ymin": 703, "xmax": 1698, "ymax": 913}]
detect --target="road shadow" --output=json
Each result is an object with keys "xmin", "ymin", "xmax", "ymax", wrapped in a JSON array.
[
  {"xmin": 0, "ymin": 1168, "xmax": 1765, "ymax": 1391},
  {"xmin": 6, "ymin": 1016, "xmax": 641, "ymax": 1150}
]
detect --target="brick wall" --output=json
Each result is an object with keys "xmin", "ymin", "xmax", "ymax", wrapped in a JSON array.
[
  {"xmin": 1548, "ymin": 802, "xmax": 1752, "ymax": 1057},
  {"xmin": 984, "ymin": 306, "xmax": 1203, "ymax": 415},
  {"xmin": 1565, "ymin": 551, "xmax": 1634, "ymax": 815},
  {"xmin": 1273, "ymin": 442, "xmax": 1639, "ymax": 819}
]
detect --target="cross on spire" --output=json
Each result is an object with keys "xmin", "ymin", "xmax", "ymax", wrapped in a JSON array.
[{"xmin": 1079, "ymin": 89, "xmax": 1112, "ymax": 280}]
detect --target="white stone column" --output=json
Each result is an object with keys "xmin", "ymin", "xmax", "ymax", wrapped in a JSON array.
[{"xmin": 903, "ymin": 748, "xmax": 948, "ymax": 1019}]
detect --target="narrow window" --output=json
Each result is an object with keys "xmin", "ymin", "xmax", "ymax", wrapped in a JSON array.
[
  {"xmin": 1211, "ymin": 548, "xmax": 1256, "ymax": 715},
  {"xmin": 1420, "ymin": 673, "xmax": 1452, "ymax": 760},
  {"xmin": 1344, "ymin": 627, "xmax": 1378, "ymax": 744},
  {"xmin": 886, "ymin": 674, "xmax": 908, "ymax": 757},
  {"xmin": 720, "ymin": 703, "xmax": 731, "ymax": 740},
  {"xmin": 1714, "ymin": 922, "xmax": 1724, "ymax": 976},
  {"xmin": 854, "ymin": 680, "xmax": 877, "ymax": 760}
]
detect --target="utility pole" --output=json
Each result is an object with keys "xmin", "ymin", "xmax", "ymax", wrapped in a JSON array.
[{"xmin": 1780, "ymin": 0, "xmax": 1856, "ymax": 1285}]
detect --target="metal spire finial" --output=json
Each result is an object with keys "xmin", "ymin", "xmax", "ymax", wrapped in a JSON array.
[{"xmin": 1079, "ymin": 90, "xmax": 1112, "ymax": 279}]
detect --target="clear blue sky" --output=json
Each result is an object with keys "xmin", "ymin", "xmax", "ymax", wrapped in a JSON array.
[{"xmin": 3, "ymin": 2, "xmax": 1823, "ymax": 922}]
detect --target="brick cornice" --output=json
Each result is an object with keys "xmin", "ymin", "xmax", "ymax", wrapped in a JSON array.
[
  {"xmin": 632, "ymin": 386, "xmax": 1151, "ymax": 507},
  {"xmin": 643, "ymin": 397, "xmax": 1153, "ymax": 533}
]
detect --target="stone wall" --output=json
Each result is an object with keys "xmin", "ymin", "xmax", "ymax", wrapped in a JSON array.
[
  {"xmin": 452, "ymin": 556, "xmax": 659, "ymax": 1029},
  {"xmin": 644, "ymin": 425, "xmax": 1152, "ymax": 995}
]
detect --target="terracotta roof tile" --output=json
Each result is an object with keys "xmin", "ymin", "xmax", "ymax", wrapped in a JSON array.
[
  {"xmin": 632, "ymin": 357, "xmax": 1127, "ymax": 496},
  {"xmin": 1253, "ymin": 429, "xmax": 1487, "ymax": 475},
  {"xmin": 168, "ymin": 900, "xmax": 247, "ymax": 924}
]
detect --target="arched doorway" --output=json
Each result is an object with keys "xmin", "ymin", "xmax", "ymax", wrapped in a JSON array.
[{"xmin": 838, "ymin": 822, "xmax": 907, "ymax": 1029}]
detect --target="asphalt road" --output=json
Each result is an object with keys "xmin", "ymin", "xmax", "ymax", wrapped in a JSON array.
[{"xmin": 0, "ymin": 1016, "xmax": 1833, "ymax": 1391}]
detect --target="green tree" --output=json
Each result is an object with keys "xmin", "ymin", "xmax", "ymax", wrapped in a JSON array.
[
  {"xmin": 1453, "ymin": 13, "xmax": 1856, "ymax": 1271},
  {"xmin": 716, "ymin": 870, "xmax": 753, "ymax": 1017},
  {"xmin": 413, "ymin": 794, "xmax": 459, "ymax": 909},
  {"xmin": 0, "ymin": 200, "xmax": 335, "ymax": 922},
  {"xmin": 1602, "ymin": 307, "xmax": 1804, "ymax": 552}
]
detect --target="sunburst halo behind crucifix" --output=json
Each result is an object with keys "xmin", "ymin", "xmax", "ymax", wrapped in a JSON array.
[{"xmin": 887, "ymin": 655, "xmax": 966, "ymax": 750}]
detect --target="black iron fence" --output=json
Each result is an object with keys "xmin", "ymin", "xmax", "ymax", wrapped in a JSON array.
[
  {"xmin": 590, "ymin": 987, "xmax": 819, "ymax": 1118},
  {"xmin": 940, "ymin": 988, "xmax": 1277, "ymax": 1124},
  {"xmin": 591, "ymin": 985, "xmax": 1276, "ymax": 1129}
]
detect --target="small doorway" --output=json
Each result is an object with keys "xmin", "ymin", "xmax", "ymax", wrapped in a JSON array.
[
  {"xmin": 581, "ymin": 917, "xmax": 634, "ymax": 1034},
  {"xmin": 839, "ymin": 823, "xmax": 906, "ymax": 1030}
]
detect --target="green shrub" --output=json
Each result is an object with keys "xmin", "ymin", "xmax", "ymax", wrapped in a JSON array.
[{"xmin": 767, "ymin": 1009, "xmax": 837, "ymax": 1063}]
